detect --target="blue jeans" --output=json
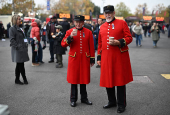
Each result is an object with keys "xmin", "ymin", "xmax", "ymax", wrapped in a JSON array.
[
  {"xmin": 49, "ymin": 39, "xmax": 54, "ymax": 61},
  {"xmin": 148, "ymin": 32, "xmax": 150, "ymax": 37},
  {"xmin": 135, "ymin": 34, "xmax": 141, "ymax": 46},
  {"xmin": 140, "ymin": 34, "xmax": 142, "ymax": 40},
  {"xmin": 153, "ymin": 40, "xmax": 158, "ymax": 46}
]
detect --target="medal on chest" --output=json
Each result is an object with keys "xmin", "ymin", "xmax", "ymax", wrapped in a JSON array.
[
  {"xmin": 112, "ymin": 23, "xmax": 114, "ymax": 29},
  {"xmin": 83, "ymin": 31, "xmax": 85, "ymax": 38}
]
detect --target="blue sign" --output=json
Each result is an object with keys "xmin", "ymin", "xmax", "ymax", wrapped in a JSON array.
[{"xmin": 47, "ymin": 0, "xmax": 50, "ymax": 10}]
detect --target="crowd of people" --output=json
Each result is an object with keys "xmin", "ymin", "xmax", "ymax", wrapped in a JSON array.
[
  {"xmin": 128, "ymin": 21, "xmax": 169, "ymax": 47},
  {"xmin": 1, "ymin": 4, "xmax": 169, "ymax": 114}
]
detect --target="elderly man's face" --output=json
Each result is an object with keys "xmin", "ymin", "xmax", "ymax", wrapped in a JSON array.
[
  {"xmin": 74, "ymin": 21, "xmax": 84, "ymax": 29},
  {"xmin": 104, "ymin": 11, "xmax": 115, "ymax": 22}
]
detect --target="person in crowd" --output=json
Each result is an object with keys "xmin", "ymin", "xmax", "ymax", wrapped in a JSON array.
[
  {"xmin": 162, "ymin": 24, "xmax": 165, "ymax": 34},
  {"xmin": 143, "ymin": 23, "xmax": 148, "ymax": 37},
  {"xmin": 60, "ymin": 17, "xmax": 70, "ymax": 36},
  {"xmin": 93, "ymin": 18, "xmax": 103, "ymax": 68},
  {"xmin": 41, "ymin": 21, "xmax": 47, "ymax": 49},
  {"xmin": 139, "ymin": 22, "xmax": 143, "ymax": 40},
  {"xmin": 7, "ymin": 22, "xmax": 11, "ymax": 38},
  {"xmin": 69, "ymin": 21, "xmax": 74, "ymax": 27},
  {"xmin": 30, "ymin": 20, "xmax": 39, "ymax": 66},
  {"xmin": 150, "ymin": 21, "xmax": 160, "ymax": 47},
  {"xmin": 97, "ymin": 5, "xmax": 133, "ymax": 113},
  {"xmin": 166, "ymin": 23, "xmax": 169, "ymax": 30},
  {"xmin": 147, "ymin": 23, "xmax": 151, "ymax": 37},
  {"xmin": 132, "ymin": 22, "xmax": 143, "ymax": 47},
  {"xmin": 46, "ymin": 16, "xmax": 59, "ymax": 63},
  {"xmin": 61, "ymin": 15, "xmax": 95, "ymax": 107},
  {"xmin": 157, "ymin": 23, "xmax": 162, "ymax": 38},
  {"xmin": 53, "ymin": 25, "xmax": 66, "ymax": 68},
  {"xmin": 0, "ymin": 21, "xmax": 4, "ymax": 40},
  {"xmin": 24, "ymin": 22, "xmax": 30, "ymax": 43},
  {"xmin": 9, "ymin": 14, "xmax": 29, "ymax": 85},
  {"xmin": 27, "ymin": 23, "xmax": 33, "ymax": 44},
  {"xmin": 31, "ymin": 19, "xmax": 44, "ymax": 64},
  {"xmin": 91, "ymin": 21, "xmax": 96, "ymax": 32},
  {"xmin": 128, "ymin": 22, "xmax": 133, "ymax": 35},
  {"xmin": 168, "ymin": 24, "xmax": 170, "ymax": 38}
]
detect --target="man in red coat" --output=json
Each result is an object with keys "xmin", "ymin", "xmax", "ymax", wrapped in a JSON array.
[
  {"xmin": 61, "ymin": 15, "xmax": 95, "ymax": 107},
  {"xmin": 97, "ymin": 5, "xmax": 133, "ymax": 113}
]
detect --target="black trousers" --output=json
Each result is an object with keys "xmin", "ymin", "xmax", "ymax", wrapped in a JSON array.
[
  {"xmin": 15, "ymin": 63, "xmax": 27, "ymax": 81},
  {"xmin": 49, "ymin": 39, "xmax": 54, "ymax": 61},
  {"xmin": 106, "ymin": 85, "xmax": 126, "ymax": 107},
  {"xmin": 70, "ymin": 84, "xmax": 88, "ymax": 102},
  {"xmin": 31, "ymin": 42, "xmax": 37, "ymax": 63}
]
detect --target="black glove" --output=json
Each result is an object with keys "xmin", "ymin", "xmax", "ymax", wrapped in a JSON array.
[{"xmin": 67, "ymin": 36, "xmax": 73, "ymax": 44}]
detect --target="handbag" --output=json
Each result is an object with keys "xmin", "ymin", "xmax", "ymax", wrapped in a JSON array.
[{"xmin": 132, "ymin": 32, "xmax": 135, "ymax": 37}]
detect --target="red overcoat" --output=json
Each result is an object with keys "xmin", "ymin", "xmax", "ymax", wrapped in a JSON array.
[
  {"xmin": 98, "ymin": 19, "xmax": 133, "ymax": 88},
  {"xmin": 61, "ymin": 27, "xmax": 95, "ymax": 84}
]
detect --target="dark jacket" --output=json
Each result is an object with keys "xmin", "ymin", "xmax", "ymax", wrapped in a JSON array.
[
  {"xmin": 27, "ymin": 26, "xmax": 32, "ymax": 37},
  {"xmin": 46, "ymin": 21, "xmax": 58, "ymax": 40},
  {"xmin": 60, "ymin": 21, "xmax": 70, "ymax": 36},
  {"xmin": 93, "ymin": 24, "xmax": 100, "ymax": 39},
  {"xmin": 24, "ymin": 24, "xmax": 30, "ymax": 37},
  {"xmin": 9, "ymin": 25, "xmax": 29, "ymax": 62},
  {"xmin": 168, "ymin": 26, "xmax": 170, "ymax": 37},
  {"xmin": 53, "ymin": 32, "xmax": 66, "ymax": 55},
  {"xmin": 143, "ymin": 25, "xmax": 148, "ymax": 32},
  {"xmin": 0, "ymin": 23, "xmax": 4, "ymax": 37}
]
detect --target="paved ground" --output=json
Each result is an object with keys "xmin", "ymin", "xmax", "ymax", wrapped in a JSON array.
[{"xmin": 0, "ymin": 32, "xmax": 170, "ymax": 115}]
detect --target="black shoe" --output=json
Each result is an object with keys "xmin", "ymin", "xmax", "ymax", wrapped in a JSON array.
[
  {"xmin": 15, "ymin": 80, "xmax": 24, "ymax": 85},
  {"xmin": 81, "ymin": 100, "xmax": 92, "ymax": 105},
  {"xmin": 70, "ymin": 102, "xmax": 76, "ymax": 107},
  {"xmin": 103, "ymin": 103, "xmax": 117, "ymax": 109},
  {"xmin": 48, "ymin": 60, "xmax": 54, "ymax": 63},
  {"xmin": 96, "ymin": 65, "xmax": 101, "ymax": 68},
  {"xmin": 42, "ymin": 46, "xmax": 46, "ymax": 50},
  {"xmin": 117, "ymin": 106, "xmax": 125, "ymax": 113},
  {"xmin": 40, "ymin": 61, "xmax": 44, "ymax": 64},
  {"xmin": 56, "ymin": 63, "xmax": 63, "ymax": 68}
]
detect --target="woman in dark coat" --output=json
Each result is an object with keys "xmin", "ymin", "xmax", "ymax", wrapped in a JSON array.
[
  {"xmin": 53, "ymin": 25, "xmax": 66, "ymax": 68},
  {"xmin": 9, "ymin": 15, "xmax": 29, "ymax": 85}
]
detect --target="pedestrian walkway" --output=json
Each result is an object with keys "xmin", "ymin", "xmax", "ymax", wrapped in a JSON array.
[{"xmin": 0, "ymin": 32, "xmax": 170, "ymax": 115}]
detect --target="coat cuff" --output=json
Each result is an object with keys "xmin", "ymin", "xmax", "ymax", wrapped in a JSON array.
[
  {"xmin": 66, "ymin": 36, "xmax": 73, "ymax": 44},
  {"xmin": 118, "ymin": 38, "xmax": 126, "ymax": 48},
  {"xmin": 90, "ymin": 57, "xmax": 95, "ymax": 64},
  {"xmin": 97, "ymin": 55, "xmax": 101, "ymax": 61}
]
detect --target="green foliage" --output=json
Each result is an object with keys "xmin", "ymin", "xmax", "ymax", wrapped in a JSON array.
[
  {"xmin": 51, "ymin": 0, "xmax": 95, "ymax": 15},
  {"xmin": 0, "ymin": 0, "xmax": 41, "ymax": 16},
  {"xmin": 93, "ymin": 5, "xmax": 100, "ymax": 15},
  {"xmin": 115, "ymin": 2, "xmax": 131, "ymax": 18}
]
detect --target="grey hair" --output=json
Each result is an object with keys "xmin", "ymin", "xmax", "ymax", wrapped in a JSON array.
[
  {"xmin": 35, "ymin": 19, "xmax": 41, "ymax": 25},
  {"xmin": 11, "ymin": 14, "xmax": 20, "ymax": 26}
]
